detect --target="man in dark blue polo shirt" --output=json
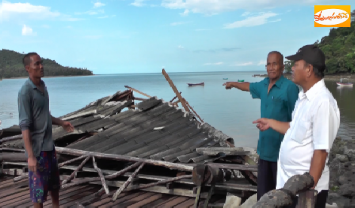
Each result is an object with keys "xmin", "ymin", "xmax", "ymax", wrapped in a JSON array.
[
  {"xmin": 18, "ymin": 52, "xmax": 74, "ymax": 208},
  {"xmin": 223, "ymin": 51, "xmax": 299, "ymax": 200}
]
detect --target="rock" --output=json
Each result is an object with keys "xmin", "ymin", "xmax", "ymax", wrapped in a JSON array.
[
  {"xmin": 344, "ymin": 148, "xmax": 355, "ymax": 161},
  {"xmin": 338, "ymin": 171, "xmax": 355, "ymax": 185},
  {"xmin": 338, "ymin": 184, "xmax": 355, "ymax": 197},
  {"xmin": 336, "ymin": 154, "xmax": 349, "ymax": 162},
  {"xmin": 238, "ymin": 193, "xmax": 257, "ymax": 208},
  {"xmin": 327, "ymin": 193, "xmax": 351, "ymax": 208},
  {"xmin": 223, "ymin": 193, "xmax": 241, "ymax": 208},
  {"xmin": 330, "ymin": 137, "xmax": 346, "ymax": 161}
]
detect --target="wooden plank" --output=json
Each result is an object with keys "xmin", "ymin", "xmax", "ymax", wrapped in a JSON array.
[
  {"xmin": 174, "ymin": 198, "xmax": 195, "ymax": 208},
  {"xmin": 95, "ymin": 192, "xmax": 141, "ymax": 208},
  {"xmin": 156, "ymin": 197, "xmax": 190, "ymax": 208},
  {"xmin": 127, "ymin": 194, "xmax": 163, "ymax": 208}
]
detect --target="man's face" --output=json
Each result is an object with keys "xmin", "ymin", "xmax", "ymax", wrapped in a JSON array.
[
  {"xmin": 266, "ymin": 53, "xmax": 284, "ymax": 80},
  {"xmin": 26, "ymin": 55, "xmax": 44, "ymax": 78},
  {"xmin": 291, "ymin": 60, "xmax": 308, "ymax": 85}
]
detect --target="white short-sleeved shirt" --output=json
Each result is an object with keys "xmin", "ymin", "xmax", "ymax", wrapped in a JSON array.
[{"xmin": 276, "ymin": 79, "xmax": 340, "ymax": 192}]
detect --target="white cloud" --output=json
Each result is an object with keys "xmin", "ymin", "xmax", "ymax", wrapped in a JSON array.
[
  {"xmin": 75, "ymin": 9, "xmax": 104, "ymax": 15},
  {"xmin": 178, "ymin": 45, "xmax": 184, "ymax": 49},
  {"xmin": 180, "ymin": 9, "xmax": 189, "ymax": 16},
  {"xmin": 171, "ymin": 21, "xmax": 188, "ymax": 26},
  {"xmin": 0, "ymin": 1, "xmax": 82, "ymax": 21},
  {"xmin": 161, "ymin": 0, "xmax": 333, "ymax": 15},
  {"xmin": 224, "ymin": 12, "xmax": 278, "ymax": 29},
  {"xmin": 0, "ymin": 1, "xmax": 59, "ymax": 21},
  {"xmin": 232, "ymin": 62, "xmax": 253, "ymax": 66},
  {"xmin": 131, "ymin": 0, "xmax": 146, "ymax": 7},
  {"xmin": 257, "ymin": 60, "xmax": 266, "ymax": 66},
  {"xmin": 204, "ymin": 62, "xmax": 223, "ymax": 66},
  {"xmin": 22, "ymin": 25, "xmax": 36, "ymax": 36},
  {"xmin": 94, "ymin": 2, "xmax": 105, "ymax": 8},
  {"xmin": 241, "ymin": 12, "xmax": 250, "ymax": 16},
  {"xmin": 98, "ymin": 15, "xmax": 109, "ymax": 19}
]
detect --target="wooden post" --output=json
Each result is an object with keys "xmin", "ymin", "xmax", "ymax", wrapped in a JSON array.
[
  {"xmin": 124, "ymin": 175, "xmax": 192, "ymax": 192},
  {"xmin": 162, "ymin": 69, "xmax": 190, "ymax": 112},
  {"xmin": 58, "ymin": 155, "xmax": 87, "ymax": 168},
  {"xmin": 112, "ymin": 162, "xmax": 145, "ymax": 201}
]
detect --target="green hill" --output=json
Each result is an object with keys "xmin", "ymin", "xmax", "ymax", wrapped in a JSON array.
[
  {"xmin": 0, "ymin": 49, "xmax": 93, "ymax": 78},
  {"xmin": 284, "ymin": 11, "xmax": 355, "ymax": 75},
  {"xmin": 316, "ymin": 20, "xmax": 355, "ymax": 74}
]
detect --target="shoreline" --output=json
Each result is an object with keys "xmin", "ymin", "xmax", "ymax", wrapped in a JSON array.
[
  {"xmin": 254, "ymin": 73, "xmax": 355, "ymax": 82},
  {"xmin": 2, "ymin": 74, "xmax": 94, "ymax": 80}
]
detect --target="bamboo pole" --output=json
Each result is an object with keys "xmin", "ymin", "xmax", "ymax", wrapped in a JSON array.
[
  {"xmin": 55, "ymin": 146, "xmax": 193, "ymax": 172},
  {"xmin": 124, "ymin": 85, "xmax": 151, "ymax": 98},
  {"xmin": 112, "ymin": 162, "xmax": 145, "ymax": 201},
  {"xmin": 61, "ymin": 155, "xmax": 91, "ymax": 185},
  {"xmin": 58, "ymin": 155, "xmax": 88, "ymax": 168},
  {"xmin": 125, "ymin": 174, "xmax": 192, "ymax": 192},
  {"xmin": 162, "ymin": 69, "xmax": 190, "ymax": 112},
  {"xmin": 92, "ymin": 156, "xmax": 110, "ymax": 194},
  {"xmin": 61, "ymin": 162, "xmax": 142, "ymax": 189}
]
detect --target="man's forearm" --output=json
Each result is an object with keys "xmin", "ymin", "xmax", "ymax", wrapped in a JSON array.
[
  {"xmin": 51, "ymin": 115, "xmax": 64, "ymax": 126},
  {"xmin": 22, "ymin": 129, "xmax": 35, "ymax": 158},
  {"xmin": 269, "ymin": 119, "xmax": 290, "ymax": 134},
  {"xmin": 230, "ymin": 82, "xmax": 250, "ymax": 92},
  {"xmin": 309, "ymin": 150, "xmax": 328, "ymax": 188}
]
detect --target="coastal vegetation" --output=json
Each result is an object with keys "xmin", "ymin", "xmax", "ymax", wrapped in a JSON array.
[
  {"xmin": 0, "ymin": 49, "xmax": 93, "ymax": 79},
  {"xmin": 284, "ymin": 10, "xmax": 355, "ymax": 75}
]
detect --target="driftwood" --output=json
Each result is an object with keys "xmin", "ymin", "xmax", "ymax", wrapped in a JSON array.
[
  {"xmin": 61, "ymin": 155, "xmax": 91, "ymax": 185},
  {"xmin": 253, "ymin": 172, "xmax": 315, "ymax": 208},
  {"xmin": 0, "ymin": 152, "xmax": 27, "ymax": 162},
  {"xmin": 162, "ymin": 69, "xmax": 190, "ymax": 112},
  {"xmin": 62, "ymin": 162, "xmax": 142, "ymax": 189},
  {"xmin": 170, "ymin": 92, "xmax": 182, "ymax": 102},
  {"xmin": 0, "ymin": 148, "xmax": 25, "ymax": 152},
  {"xmin": 0, "ymin": 134, "xmax": 22, "ymax": 143},
  {"xmin": 58, "ymin": 155, "xmax": 87, "ymax": 167},
  {"xmin": 124, "ymin": 85, "xmax": 151, "ymax": 98},
  {"xmin": 55, "ymin": 146, "xmax": 193, "ymax": 172},
  {"xmin": 112, "ymin": 162, "xmax": 145, "ymax": 201},
  {"xmin": 125, "ymin": 174, "xmax": 192, "ymax": 192},
  {"xmin": 92, "ymin": 156, "xmax": 109, "ymax": 194}
]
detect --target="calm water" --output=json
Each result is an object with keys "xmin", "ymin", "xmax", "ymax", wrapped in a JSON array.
[{"xmin": 0, "ymin": 71, "xmax": 354, "ymax": 148}]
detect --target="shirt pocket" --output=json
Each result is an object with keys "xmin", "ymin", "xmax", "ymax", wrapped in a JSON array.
[{"xmin": 291, "ymin": 119, "xmax": 311, "ymax": 144}]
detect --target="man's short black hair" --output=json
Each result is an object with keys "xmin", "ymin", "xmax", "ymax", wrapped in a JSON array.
[
  {"xmin": 305, "ymin": 62, "xmax": 325, "ymax": 78},
  {"xmin": 23, "ymin": 52, "xmax": 38, "ymax": 67},
  {"xmin": 268, "ymin": 51, "xmax": 284, "ymax": 65}
]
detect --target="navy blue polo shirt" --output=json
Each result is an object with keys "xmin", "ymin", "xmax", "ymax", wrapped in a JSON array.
[{"xmin": 250, "ymin": 75, "xmax": 299, "ymax": 162}]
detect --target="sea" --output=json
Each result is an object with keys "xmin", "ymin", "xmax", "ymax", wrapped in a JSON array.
[{"xmin": 0, "ymin": 71, "xmax": 354, "ymax": 148}]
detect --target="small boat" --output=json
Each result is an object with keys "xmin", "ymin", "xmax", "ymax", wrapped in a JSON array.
[
  {"xmin": 336, "ymin": 78, "xmax": 353, "ymax": 87},
  {"xmin": 238, "ymin": 79, "xmax": 244, "ymax": 82},
  {"xmin": 223, "ymin": 78, "xmax": 228, "ymax": 80},
  {"xmin": 187, "ymin": 82, "xmax": 204, "ymax": 87}
]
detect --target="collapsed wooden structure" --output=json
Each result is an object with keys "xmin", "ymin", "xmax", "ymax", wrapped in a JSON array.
[{"xmin": 0, "ymin": 69, "xmax": 259, "ymax": 207}]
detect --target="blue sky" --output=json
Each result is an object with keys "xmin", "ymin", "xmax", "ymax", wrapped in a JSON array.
[{"xmin": 0, "ymin": 0, "xmax": 354, "ymax": 74}]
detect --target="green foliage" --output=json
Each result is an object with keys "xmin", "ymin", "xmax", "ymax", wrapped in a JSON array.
[
  {"xmin": 0, "ymin": 49, "xmax": 93, "ymax": 78},
  {"xmin": 317, "ymin": 14, "xmax": 355, "ymax": 74}
]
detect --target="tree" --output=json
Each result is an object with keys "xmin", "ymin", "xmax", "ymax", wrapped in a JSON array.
[{"xmin": 284, "ymin": 60, "xmax": 294, "ymax": 74}]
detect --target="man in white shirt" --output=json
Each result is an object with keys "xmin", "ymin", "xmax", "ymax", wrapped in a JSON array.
[{"xmin": 253, "ymin": 44, "xmax": 340, "ymax": 208}]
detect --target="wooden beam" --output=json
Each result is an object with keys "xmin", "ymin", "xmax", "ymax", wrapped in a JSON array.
[
  {"xmin": 112, "ymin": 162, "xmax": 145, "ymax": 201},
  {"xmin": 92, "ymin": 156, "xmax": 110, "ymax": 194},
  {"xmin": 124, "ymin": 85, "xmax": 151, "ymax": 98},
  {"xmin": 61, "ymin": 155, "xmax": 91, "ymax": 185},
  {"xmin": 55, "ymin": 146, "xmax": 193, "ymax": 172},
  {"xmin": 162, "ymin": 69, "xmax": 190, "ymax": 112}
]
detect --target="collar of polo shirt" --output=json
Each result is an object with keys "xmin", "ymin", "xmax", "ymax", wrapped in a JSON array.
[
  {"xmin": 298, "ymin": 79, "xmax": 325, "ymax": 101},
  {"xmin": 263, "ymin": 75, "xmax": 285, "ymax": 88}
]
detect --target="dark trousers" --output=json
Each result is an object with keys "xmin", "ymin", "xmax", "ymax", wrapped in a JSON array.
[
  {"xmin": 257, "ymin": 158, "xmax": 277, "ymax": 200},
  {"xmin": 286, "ymin": 190, "xmax": 328, "ymax": 208}
]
